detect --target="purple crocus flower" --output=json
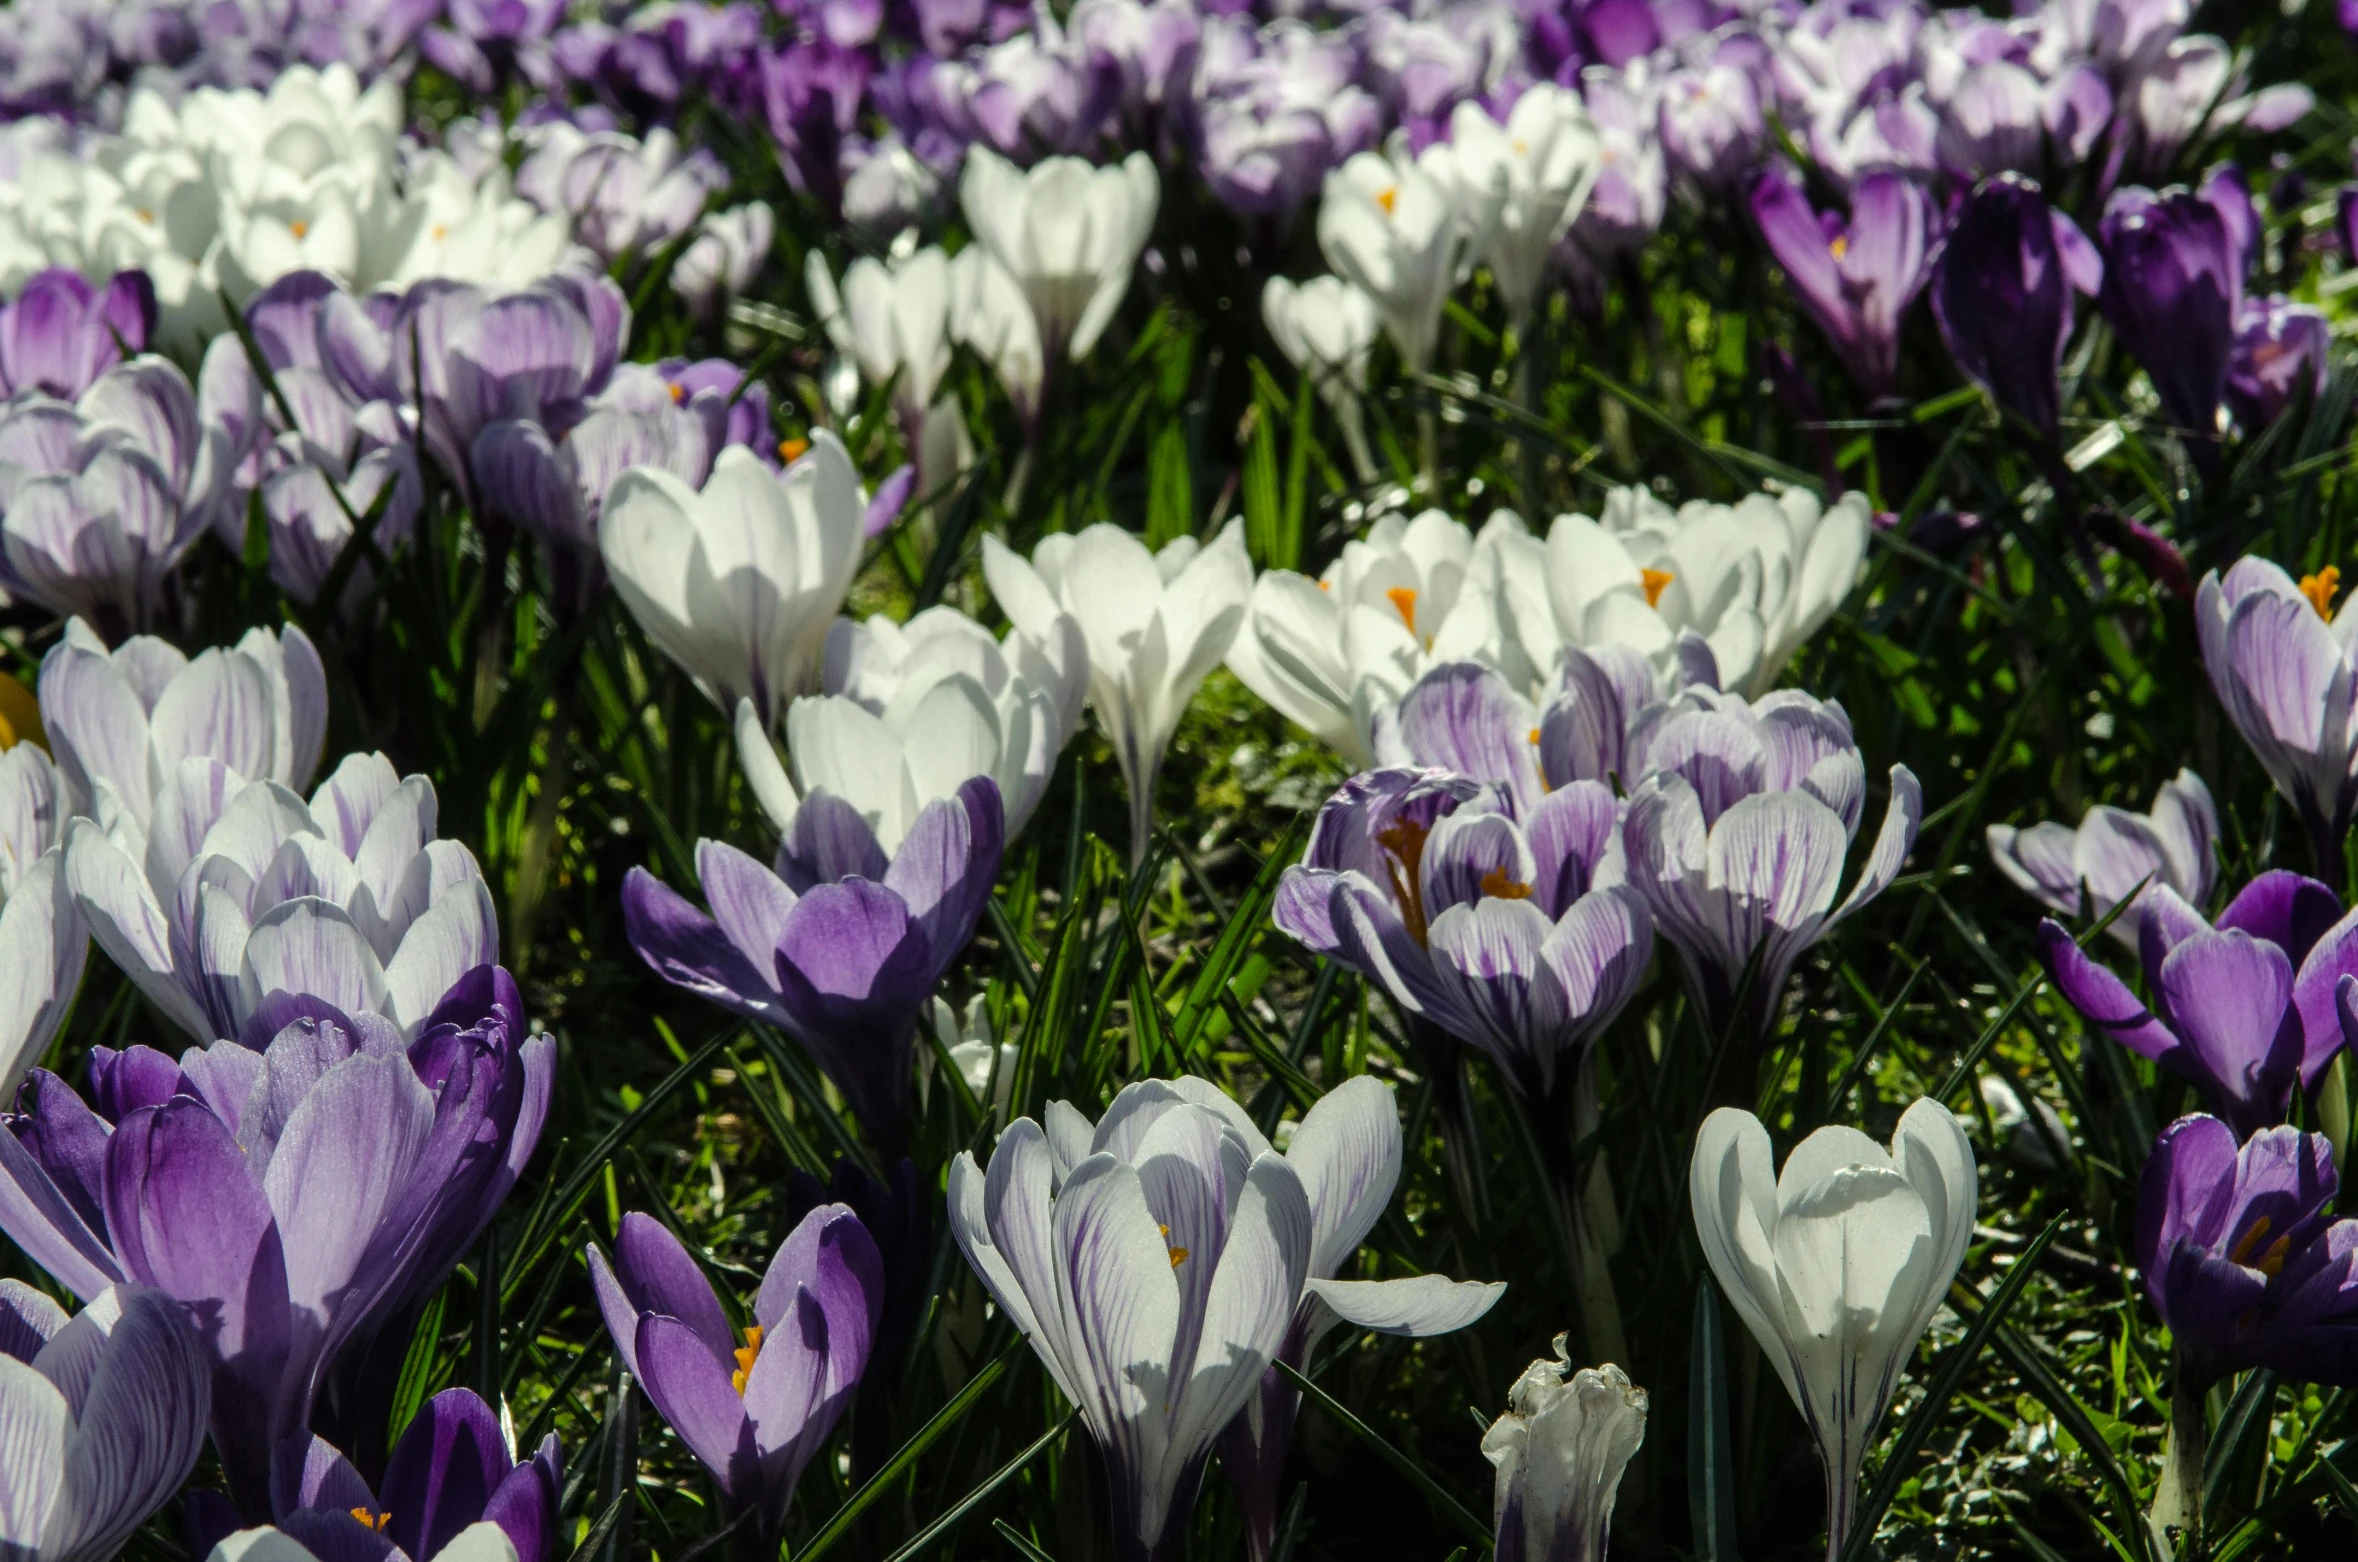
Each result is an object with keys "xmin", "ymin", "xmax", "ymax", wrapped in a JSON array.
[
  {"xmin": 1657, "ymin": 62, "xmax": 1765, "ymax": 189},
  {"xmin": 2037, "ymin": 870, "xmax": 2358, "ymax": 1138},
  {"xmin": 2226, "ymin": 296, "xmax": 2330, "ymax": 432},
  {"xmin": 588, "ymin": 1204, "xmax": 882, "ymax": 1550},
  {"xmin": 1986, "ymin": 768, "xmax": 2217, "ymax": 948},
  {"xmin": 1930, "ymin": 173, "xmax": 2103, "ymax": 436},
  {"xmin": 622, "ymin": 777, "xmax": 1004, "ymax": 1156},
  {"xmin": 2196, "ymin": 556, "xmax": 2358, "ymax": 871},
  {"xmin": 0, "ymin": 269, "xmax": 156, "ymax": 400},
  {"xmin": 1191, "ymin": 19, "xmax": 1381, "ymax": 218},
  {"xmin": 1274, "ymin": 744, "xmax": 1653, "ymax": 1102},
  {"xmin": 1619, "ymin": 680, "xmax": 1922, "ymax": 1044},
  {"xmin": 1750, "ymin": 166, "xmax": 1936, "ymax": 402},
  {"xmin": 421, "ymin": 0, "xmax": 565, "ymax": 91},
  {"xmin": 473, "ymin": 362, "xmax": 728, "ymax": 562},
  {"xmin": 2137, "ymin": 1115, "xmax": 2358, "ymax": 1387},
  {"xmin": 0, "ymin": 967, "xmax": 553, "ymax": 1514},
  {"xmin": 2096, "ymin": 185, "xmax": 2241, "ymax": 441},
  {"xmin": 252, "ymin": 1388, "xmax": 560, "ymax": 1562},
  {"xmin": 1933, "ymin": 61, "xmax": 2044, "ymax": 180},
  {"xmin": 0, "ymin": 1281, "xmax": 211, "ymax": 1562},
  {"xmin": 758, "ymin": 40, "xmax": 870, "ymax": 209},
  {"xmin": 660, "ymin": 358, "xmax": 774, "ymax": 458}
]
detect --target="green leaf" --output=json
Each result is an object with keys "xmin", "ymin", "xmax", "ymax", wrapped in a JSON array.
[
  {"xmin": 1146, "ymin": 419, "xmax": 1194, "ymax": 549},
  {"xmin": 385, "ymin": 1285, "xmax": 449, "ymax": 1450},
  {"xmin": 1275, "ymin": 1360, "xmax": 1492, "ymax": 1551},
  {"xmin": 876, "ymin": 1410, "xmax": 1077, "ymax": 1562},
  {"xmin": 1689, "ymin": 1278, "xmax": 1740, "ymax": 1562}
]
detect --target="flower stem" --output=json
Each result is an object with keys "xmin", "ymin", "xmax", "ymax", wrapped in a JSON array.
[{"xmin": 2149, "ymin": 1361, "xmax": 2207, "ymax": 1559}]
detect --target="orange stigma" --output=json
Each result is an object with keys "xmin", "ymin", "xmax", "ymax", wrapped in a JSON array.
[
  {"xmin": 779, "ymin": 436, "xmax": 809, "ymax": 462},
  {"xmin": 2302, "ymin": 566, "xmax": 2340, "ymax": 619},
  {"xmin": 1386, "ymin": 586, "xmax": 1418, "ymax": 634},
  {"xmin": 1373, "ymin": 817, "xmax": 1433, "ymax": 946},
  {"xmin": 1828, "ymin": 233, "xmax": 1849, "ymax": 260},
  {"xmin": 430, "ymin": 224, "xmax": 448, "ymax": 241},
  {"xmin": 1375, "ymin": 186, "xmax": 1398, "ymax": 215},
  {"xmin": 289, "ymin": 220, "xmax": 309, "ymax": 239},
  {"xmin": 731, "ymin": 1323, "xmax": 765, "ymax": 1395},
  {"xmin": 1160, "ymin": 1223, "xmax": 1188, "ymax": 1267},
  {"xmin": 1479, "ymin": 866, "xmax": 1533, "ymax": 901},
  {"xmin": 668, "ymin": 381, "xmax": 685, "ymax": 403},
  {"xmin": 349, "ymin": 1509, "xmax": 392, "ymax": 1533},
  {"xmin": 1527, "ymin": 727, "xmax": 1541, "ymax": 745},
  {"xmin": 1640, "ymin": 567, "xmax": 1674, "ymax": 608}
]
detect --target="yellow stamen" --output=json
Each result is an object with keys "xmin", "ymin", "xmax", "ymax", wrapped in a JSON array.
[
  {"xmin": 1317, "ymin": 579, "xmax": 1331, "ymax": 592},
  {"xmin": 1527, "ymin": 727, "xmax": 1541, "ymax": 745},
  {"xmin": 134, "ymin": 208, "xmax": 153, "ymax": 224},
  {"xmin": 349, "ymin": 1509, "xmax": 392, "ymax": 1533},
  {"xmin": 1829, "ymin": 233, "xmax": 1849, "ymax": 261},
  {"xmin": 2231, "ymin": 1216, "xmax": 2274, "ymax": 1266},
  {"xmin": 2257, "ymin": 1233, "xmax": 2294, "ymax": 1279},
  {"xmin": 779, "ymin": 436, "xmax": 809, "ymax": 462},
  {"xmin": 1160, "ymin": 1222, "xmax": 1188, "ymax": 1267},
  {"xmin": 1375, "ymin": 186, "xmax": 1398, "ymax": 215},
  {"xmin": 730, "ymin": 1323, "xmax": 765, "ymax": 1396},
  {"xmin": 2302, "ymin": 566, "xmax": 2340, "ymax": 619},
  {"xmin": 290, "ymin": 220, "xmax": 308, "ymax": 239},
  {"xmin": 1373, "ymin": 817, "xmax": 1433, "ymax": 947},
  {"xmin": 1640, "ymin": 567, "xmax": 1674, "ymax": 608},
  {"xmin": 430, "ymin": 223, "xmax": 448, "ymax": 241},
  {"xmin": 1479, "ymin": 865, "xmax": 1532, "ymax": 901},
  {"xmin": 1386, "ymin": 585, "xmax": 1418, "ymax": 634},
  {"xmin": 669, "ymin": 382, "xmax": 685, "ymax": 403}
]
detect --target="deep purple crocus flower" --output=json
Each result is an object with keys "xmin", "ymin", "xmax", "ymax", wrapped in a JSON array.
[
  {"xmin": 1750, "ymin": 165, "xmax": 1937, "ymax": 402},
  {"xmin": 2226, "ymin": 296, "xmax": 2330, "ymax": 431},
  {"xmin": 588, "ymin": 1204, "xmax": 882, "ymax": 1551},
  {"xmin": 0, "ymin": 1281, "xmax": 211, "ymax": 1562},
  {"xmin": 0, "ymin": 967, "xmax": 554, "ymax": 1515},
  {"xmin": 2137, "ymin": 1114, "xmax": 2358, "ymax": 1388},
  {"xmin": 2196, "ymin": 556, "xmax": 2358, "ymax": 871},
  {"xmin": 660, "ymin": 358, "xmax": 775, "ymax": 458},
  {"xmin": 257, "ymin": 1388, "xmax": 562, "ymax": 1562},
  {"xmin": 758, "ymin": 40, "xmax": 869, "ymax": 210},
  {"xmin": 782, "ymin": 1157, "xmax": 925, "ymax": 1474},
  {"xmin": 2096, "ymin": 185, "xmax": 2242, "ymax": 440},
  {"xmin": 0, "ymin": 268, "xmax": 156, "ymax": 400},
  {"xmin": 2037, "ymin": 870, "xmax": 2358, "ymax": 1138},
  {"xmin": 1930, "ymin": 173, "xmax": 2103, "ymax": 436},
  {"xmin": 622, "ymin": 778, "xmax": 1003, "ymax": 1156},
  {"xmin": 473, "ymin": 362, "xmax": 727, "ymax": 560},
  {"xmin": 1273, "ymin": 728, "xmax": 1652, "ymax": 1104}
]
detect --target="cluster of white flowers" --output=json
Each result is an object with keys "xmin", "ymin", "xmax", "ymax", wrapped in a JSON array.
[{"xmin": 0, "ymin": 65, "xmax": 579, "ymax": 351}]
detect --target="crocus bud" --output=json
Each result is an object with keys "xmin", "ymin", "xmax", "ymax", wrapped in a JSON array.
[
  {"xmin": 2226, "ymin": 295, "xmax": 2330, "ymax": 431},
  {"xmin": 1932, "ymin": 174, "xmax": 2103, "ymax": 435},
  {"xmin": 2096, "ymin": 186, "xmax": 2241, "ymax": 439},
  {"xmin": 1482, "ymin": 1341, "xmax": 1648, "ymax": 1562}
]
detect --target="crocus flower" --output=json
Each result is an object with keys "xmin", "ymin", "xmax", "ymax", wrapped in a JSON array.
[
  {"xmin": 2226, "ymin": 296, "xmax": 2330, "ymax": 431},
  {"xmin": 0, "ymin": 1281, "xmax": 211, "ymax": 1562},
  {"xmin": 947, "ymin": 1078, "xmax": 1313, "ymax": 1562},
  {"xmin": 1481, "ymin": 1343, "xmax": 1647, "ymax": 1562},
  {"xmin": 1208, "ymin": 1075, "xmax": 1505, "ymax": 1561},
  {"xmin": 588, "ymin": 1204, "xmax": 882, "ymax": 1550},
  {"xmin": 246, "ymin": 1387, "xmax": 560, "ymax": 1562},
  {"xmin": 1657, "ymin": 62, "xmax": 1766, "ymax": 191},
  {"xmin": 1620, "ymin": 680, "xmax": 1922, "ymax": 1044},
  {"xmin": 985, "ymin": 523, "xmax": 1252, "ymax": 865},
  {"xmin": 0, "ymin": 968, "xmax": 553, "ymax": 1513},
  {"xmin": 2137, "ymin": 1113, "xmax": 2358, "ymax": 1388},
  {"xmin": 63, "ymin": 749, "xmax": 499, "ymax": 1045},
  {"xmin": 1275, "ymin": 751, "xmax": 1653, "ymax": 1102},
  {"xmin": 958, "ymin": 148, "xmax": 1159, "ymax": 364},
  {"xmin": 1689, "ymin": 1102, "xmax": 1975, "ymax": 1562},
  {"xmin": 514, "ymin": 122, "xmax": 724, "ymax": 264},
  {"xmin": 1260, "ymin": 275, "xmax": 1380, "ymax": 478},
  {"xmin": 1750, "ymin": 166, "xmax": 1936, "ymax": 402},
  {"xmin": 1986, "ymin": 767, "xmax": 2217, "ymax": 947},
  {"xmin": 1, "ymin": 742, "xmax": 86, "ymax": 1094},
  {"xmin": 0, "ymin": 268, "xmax": 156, "ymax": 399},
  {"xmin": 2037, "ymin": 870, "xmax": 2358, "ymax": 1138},
  {"xmin": 948, "ymin": 245, "xmax": 1046, "ymax": 428},
  {"xmin": 1190, "ymin": 19, "xmax": 1381, "ymax": 220},
  {"xmin": 737, "ymin": 603, "xmax": 1086, "ymax": 844},
  {"xmin": 1932, "ymin": 60, "xmax": 2044, "ymax": 180},
  {"xmin": 804, "ymin": 244, "xmax": 952, "ymax": 447},
  {"xmin": 920, "ymin": 19, "xmax": 1121, "ymax": 160},
  {"xmin": 0, "ymin": 354, "xmax": 233, "ymax": 637},
  {"xmin": 673, "ymin": 201, "xmax": 775, "ymax": 323},
  {"xmin": 1537, "ymin": 485, "xmax": 1871, "ymax": 698},
  {"xmin": 2097, "ymin": 185, "xmax": 2241, "ymax": 440},
  {"xmin": 2195, "ymin": 556, "xmax": 2358, "ymax": 870},
  {"xmin": 1318, "ymin": 143, "xmax": 1486, "ymax": 375},
  {"xmin": 1931, "ymin": 173, "xmax": 2104, "ymax": 436},
  {"xmin": 1227, "ymin": 510, "xmax": 1534, "ymax": 767},
  {"xmin": 1445, "ymin": 85, "xmax": 1602, "ymax": 328},
  {"xmin": 599, "ymin": 436, "xmax": 865, "ymax": 728},
  {"xmin": 36, "ymin": 616, "xmax": 327, "ymax": 828},
  {"xmin": 621, "ymin": 778, "xmax": 1003, "ymax": 1156}
]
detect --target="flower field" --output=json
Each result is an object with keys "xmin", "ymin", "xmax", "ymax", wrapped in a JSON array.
[{"xmin": 2, "ymin": 1, "xmax": 2358, "ymax": 1559}]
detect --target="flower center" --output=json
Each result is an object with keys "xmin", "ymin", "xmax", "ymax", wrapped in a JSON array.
[
  {"xmin": 431, "ymin": 223, "xmax": 448, "ymax": 241},
  {"xmin": 1480, "ymin": 865, "xmax": 1532, "ymax": 900},
  {"xmin": 349, "ymin": 1509, "xmax": 392, "ymax": 1533},
  {"xmin": 1828, "ymin": 233, "xmax": 1849, "ymax": 261},
  {"xmin": 1386, "ymin": 585, "xmax": 1418, "ymax": 635},
  {"xmin": 669, "ymin": 382, "xmax": 685, "ymax": 403},
  {"xmin": 1376, "ymin": 185, "xmax": 1398, "ymax": 216},
  {"xmin": 2302, "ymin": 566, "xmax": 2340, "ymax": 619},
  {"xmin": 779, "ymin": 436, "xmax": 809, "ymax": 462},
  {"xmin": 1373, "ymin": 816, "xmax": 1433, "ymax": 946},
  {"xmin": 1160, "ymin": 1223, "xmax": 1188, "ymax": 1267},
  {"xmin": 731, "ymin": 1323, "xmax": 765, "ymax": 1395},
  {"xmin": 290, "ymin": 220, "xmax": 309, "ymax": 238},
  {"xmin": 1641, "ymin": 567, "xmax": 1674, "ymax": 608}
]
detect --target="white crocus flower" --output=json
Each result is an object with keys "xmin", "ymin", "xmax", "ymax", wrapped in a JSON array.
[
  {"xmin": 958, "ymin": 148, "xmax": 1159, "ymax": 364},
  {"xmin": 1227, "ymin": 509, "xmax": 1536, "ymax": 766},
  {"xmin": 1261, "ymin": 275, "xmax": 1381, "ymax": 479},
  {"xmin": 599, "ymin": 436, "xmax": 866, "ymax": 728},
  {"xmin": 929, "ymin": 994, "xmax": 1016, "ymax": 1122},
  {"xmin": 0, "ymin": 744, "xmax": 85, "ymax": 1094},
  {"xmin": 985, "ymin": 522, "xmax": 1253, "ymax": 865},
  {"xmin": 1443, "ymin": 84, "xmax": 1603, "ymax": 328},
  {"xmin": 377, "ymin": 154, "xmax": 579, "ymax": 291},
  {"xmin": 733, "ymin": 601, "xmax": 1088, "ymax": 850},
  {"xmin": 949, "ymin": 245, "xmax": 1046, "ymax": 425},
  {"xmin": 1317, "ymin": 142, "xmax": 1492, "ymax": 374},
  {"xmin": 1688, "ymin": 1101, "xmax": 1976, "ymax": 1562},
  {"xmin": 208, "ymin": 1524, "xmax": 518, "ymax": 1562},
  {"xmin": 674, "ymin": 201, "xmax": 775, "ymax": 321},
  {"xmin": 1532, "ymin": 486, "xmax": 1871, "ymax": 696},
  {"xmin": 806, "ymin": 244, "xmax": 955, "ymax": 438},
  {"xmin": 1482, "ymin": 1341, "xmax": 1648, "ymax": 1562}
]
